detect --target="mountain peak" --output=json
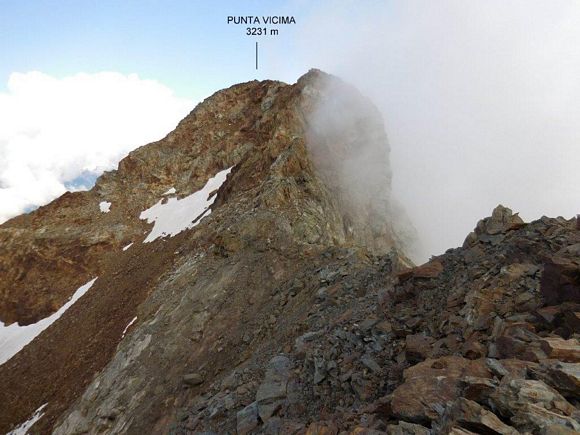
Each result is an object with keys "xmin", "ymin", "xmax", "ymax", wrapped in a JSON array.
[{"xmin": 2, "ymin": 72, "xmax": 577, "ymax": 435}]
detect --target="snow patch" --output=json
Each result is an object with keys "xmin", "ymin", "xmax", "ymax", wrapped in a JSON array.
[
  {"xmin": 0, "ymin": 278, "xmax": 98, "ymax": 366},
  {"xmin": 163, "ymin": 187, "xmax": 176, "ymax": 195},
  {"xmin": 122, "ymin": 316, "xmax": 138, "ymax": 338},
  {"xmin": 122, "ymin": 242, "xmax": 133, "ymax": 251},
  {"xmin": 140, "ymin": 167, "xmax": 232, "ymax": 243},
  {"xmin": 99, "ymin": 201, "xmax": 111, "ymax": 213},
  {"xmin": 7, "ymin": 403, "xmax": 48, "ymax": 435}
]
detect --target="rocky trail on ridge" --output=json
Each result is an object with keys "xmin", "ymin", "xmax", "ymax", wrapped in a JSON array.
[
  {"xmin": 0, "ymin": 70, "xmax": 579, "ymax": 435},
  {"xmin": 163, "ymin": 205, "xmax": 580, "ymax": 435}
]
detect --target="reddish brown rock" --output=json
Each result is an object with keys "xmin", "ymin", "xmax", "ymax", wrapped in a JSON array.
[
  {"xmin": 405, "ymin": 334, "xmax": 435, "ymax": 363},
  {"xmin": 490, "ymin": 378, "xmax": 577, "ymax": 423},
  {"xmin": 541, "ymin": 257, "xmax": 580, "ymax": 305},
  {"xmin": 530, "ymin": 360, "xmax": 580, "ymax": 399},
  {"xmin": 463, "ymin": 205, "xmax": 525, "ymax": 247},
  {"xmin": 562, "ymin": 310, "xmax": 580, "ymax": 334},
  {"xmin": 540, "ymin": 337, "xmax": 580, "ymax": 362},
  {"xmin": 397, "ymin": 260, "xmax": 443, "ymax": 283},
  {"xmin": 461, "ymin": 336, "xmax": 486, "ymax": 360},
  {"xmin": 460, "ymin": 376, "xmax": 499, "ymax": 403},
  {"xmin": 485, "ymin": 358, "xmax": 536, "ymax": 379},
  {"xmin": 495, "ymin": 323, "xmax": 545, "ymax": 361},
  {"xmin": 534, "ymin": 306, "xmax": 561, "ymax": 326},
  {"xmin": 443, "ymin": 398, "xmax": 519, "ymax": 435},
  {"xmin": 391, "ymin": 356, "xmax": 491, "ymax": 423},
  {"xmin": 510, "ymin": 404, "xmax": 580, "ymax": 433}
]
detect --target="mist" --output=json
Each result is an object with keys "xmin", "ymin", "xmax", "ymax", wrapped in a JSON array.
[
  {"xmin": 303, "ymin": 72, "xmax": 418, "ymax": 256},
  {"xmin": 294, "ymin": 0, "xmax": 580, "ymax": 262}
]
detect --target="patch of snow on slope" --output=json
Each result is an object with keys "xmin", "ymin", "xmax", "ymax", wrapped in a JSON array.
[
  {"xmin": 122, "ymin": 242, "xmax": 133, "ymax": 251},
  {"xmin": 122, "ymin": 316, "xmax": 137, "ymax": 338},
  {"xmin": 99, "ymin": 201, "xmax": 111, "ymax": 213},
  {"xmin": 140, "ymin": 167, "xmax": 233, "ymax": 243},
  {"xmin": 7, "ymin": 403, "xmax": 48, "ymax": 435},
  {"xmin": 163, "ymin": 187, "xmax": 176, "ymax": 195},
  {"xmin": 0, "ymin": 278, "xmax": 98, "ymax": 366}
]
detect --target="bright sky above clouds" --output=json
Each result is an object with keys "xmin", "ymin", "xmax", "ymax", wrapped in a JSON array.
[
  {"xmin": 1, "ymin": 0, "xmax": 579, "ymax": 260},
  {"xmin": 0, "ymin": 71, "xmax": 191, "ymax": 221}
]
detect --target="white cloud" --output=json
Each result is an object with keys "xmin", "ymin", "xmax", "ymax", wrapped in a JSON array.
[
  {"xmin": 295, "ymin": 0, "xmax": 580, "ymax": 261},
  {"xmin": 0, "ymin": 72, "xmax": 193, "ymax": 223}
]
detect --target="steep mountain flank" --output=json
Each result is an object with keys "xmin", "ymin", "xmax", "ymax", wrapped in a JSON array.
[
  {"xmin": 0, "ymin": 70, "xmax": 404, "ymax": 328},
  {"xmin": 1, "ymin": 70, "xmax": 409, "ymax": 434},
  {"xmin": 1, "ymin": 70, "xmax": 579, "ymax": 435}
]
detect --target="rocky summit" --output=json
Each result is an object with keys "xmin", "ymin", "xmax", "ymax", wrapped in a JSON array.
[{"xmin": 0, "ymin": 70, "xmax": 579, "ymax": 435}]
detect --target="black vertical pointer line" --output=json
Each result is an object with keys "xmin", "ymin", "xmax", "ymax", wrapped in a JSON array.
[{"xmin": 255, "ymin": 41, "xmax": 258, "ymax": 70}]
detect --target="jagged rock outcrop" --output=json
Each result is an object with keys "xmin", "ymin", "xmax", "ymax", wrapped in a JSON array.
[
  {"xmin": 1, "ymin": 70, "xmax": 579, "ymax": 435},
  {"xmin": 145, "ymin": 206, "xmax": 577, "ymax": 435}
]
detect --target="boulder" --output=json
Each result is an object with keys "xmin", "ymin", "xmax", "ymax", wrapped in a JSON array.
[
  {"xmin": 361, "ymin": 354, "xmax": 382, "ymax": 373},
  {"xmin": 485, "ymin": 358, "xmax": 534, "ymax": 379},
  {"xmin": 485, "ymin": 206, "xmax": 525, "ymax": 235},
  {"xmin": 443, "ymin": 398, "xmax": 519, "ymax": 435},
  {"xmin": 460, "ymin": 376, "xmax": 499, "ymax": 403},
  {"xmin": 391, "ymin": 356, "xmax": 491, "ymax": 422},
  {"xmin": 397, "ymin": 260, "xmax": 443, "ymax": 283},
  {"xmin": 461, "ymin": 337, "xmax": 486, "ymax": 360},
  {"xmin": 530, "ymin": 361, "xmax": 580, "ymax": 399},
  {"xmin": 256, "ymin": 355, "xmax": 292, "ymax": 421},
  {"xmin": 540, "ymin": 337, "xmax": 580, "ymax": 362},
  {"xmin": 182, "ymin": 373, "xmax": 204, "ymax": 386},
  {"xmin": 464, "ymin": 205, "xmax": 524, "ymax": 247},
  {"xmin": 490, "ymin": 378, "xmax": 575, "ymax": 418},
  {"xmin": 510, "ymin": 404, "xmax": 580, "ymax": 433},
  {"xmin": 541, "ymin": 257, "xmax": 580, "ymax": 305},
  {"xmin": 236, "ymin": 402, "xmax": 259, "ymax": 435},
  {"xmin": 405, "ymin": 334, "xmax": 435, "ymax": 363}
]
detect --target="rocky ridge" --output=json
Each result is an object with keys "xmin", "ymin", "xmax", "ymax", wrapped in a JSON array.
[
  {"xmin": 0, "ymin": 70, "xmax": 579, "ymax": 435},
  {"xmin": 1, "ymin": 70, "xmax": 407, "ymax": 434},
  {"xmin": 153, "ymin": 205, "xmax": 579, "ymax": 435}
]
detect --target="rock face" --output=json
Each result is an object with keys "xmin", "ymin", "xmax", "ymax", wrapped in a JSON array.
[
  {"xmin": 1, "ymin": 70, "xmax": 580, "ymax": 435},
  {"xmin": 0, "ymin": 70, "xmax": 409, "ymax": 434}
]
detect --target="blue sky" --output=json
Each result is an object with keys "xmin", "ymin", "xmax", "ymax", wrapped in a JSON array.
[
  {"xmin": 0, "ymin": 0, "xmax": 332, "ymax": 225},
  {"xmin": 1, "ymin": 0, "xmax": 314, "ymax": 99}
]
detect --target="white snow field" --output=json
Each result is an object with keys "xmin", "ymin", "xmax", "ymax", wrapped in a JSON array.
[
  {"xmin": 7, "ymin": 403, "xmax": 48, "ymax": 435},
  {"xmin": 99, "ymin": 201, "xmax": 111, "ymax": 213},
  {"xmin": 0, "ymin": 278, "xmax": 98, "ymax": 366},
  {"xmin": 140, "ymin": 166, "xmax": 232, "ymax": 243},
  {"xmin": 122, "ymin": 316, "xmax": 138, "ymax": 338}
]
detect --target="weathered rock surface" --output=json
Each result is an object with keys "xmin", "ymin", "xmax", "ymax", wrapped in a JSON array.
[{"xmin": 1, "ymin": 70, "xmax": 411, "ymax": 434}]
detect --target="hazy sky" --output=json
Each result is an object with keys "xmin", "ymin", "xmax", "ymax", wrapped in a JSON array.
[{"xmin": 1, "ymin": 0, "xmax": 579, "ymax": 261}]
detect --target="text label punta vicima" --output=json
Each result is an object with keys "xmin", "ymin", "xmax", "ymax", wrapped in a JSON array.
[{"xmin": 227, "ymin": 16, "xmax": 296, "ymax": 25}]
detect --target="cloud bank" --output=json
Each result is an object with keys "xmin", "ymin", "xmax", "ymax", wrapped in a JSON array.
[
  {"xmin": 296, "ymin": 0, "xmax": 580, "ymax": 261},
  {"xmin": 0, "ymin": 72, "xmax": 193, "ymax": 223}
]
